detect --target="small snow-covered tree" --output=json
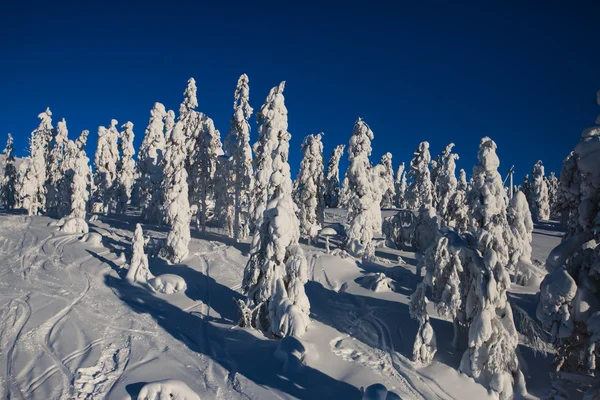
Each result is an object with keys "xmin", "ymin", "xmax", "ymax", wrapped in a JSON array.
[
  {"xmin": 406, "ymin": 142, "xmax": 433, "ymax": 210},
  {"xmin": 225, "ymin": 74, "xmax": 254, "ymax": 241},
  {"xmin": 21, "ymin": 110, "xmax": 53, "ymax": 215},
  {"xmin": 116, "ymin": 122, "xmax": 136, "ymax": 214},
  {"xmin": 531, "ymin": 160, "xmax": 550, "ymax": 221},
  {"xmin": 46, "ymin": 118, "xmax": 69, "ymax": 213},
  {"xmin": 293, "ymin": 133, "xmax": 325, "ymax": 240},
  {"xmin": 378, "ymin": 152, "xmax": 395, "ymax": 209},
  {"xmin": 162, "ymin": 121, "xmax": 191, "ymax": 263},
  {"xmin": 323, "ymin": 144, "xmax": 345, "ymax": 208},
  {"xmin": 344, "ymin": 118, "xmax": 379, "ymax": 260},
  {"xmin": 69, "ymin": 131, "xmax": 90, "ymax": 220},
  {"xmin": 433, "ymin": 143, "xmax": 459, "ymax": 226},
  {"xmin": 93, "ymin": 120, "xmax": 120, "ymax": 214},
  {"xmin": 394, "ymin": 162, "xmax": 407, "ymax": 209},
  {"xmin": 134, "ymin": 103, "xmax": 167, "ymax": 221},
  {"xmin": 242, "ymin": 81, "xmax": 310, "ymax": 338},
  {"xmin": 126, "ymin": 223, "xmax": 154, "ymax": 283},
  {"xmin": 447, "ymin": 168, "xmax": 469, "ymax": 232},
  {"xmin": 2, "ymin": 134, "xmax": 17, "ymax": 210},
  {"xmin": 507, "ymin": 191, "xmax": 533, "ymax": 268}
]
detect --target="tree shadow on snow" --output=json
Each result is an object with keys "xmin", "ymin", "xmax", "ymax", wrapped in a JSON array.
[
  {"xmin": 190, "ymin": 228, "xmax": 251, "ymax": 256},
  {"xmin": 105, "ymin": 275, "xmax": 361, "ymax": 399}
]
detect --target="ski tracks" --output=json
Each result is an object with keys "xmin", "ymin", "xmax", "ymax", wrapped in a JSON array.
[{"xmin": 0, "ymin": 297, "xmax": 31, "ymax": 400}]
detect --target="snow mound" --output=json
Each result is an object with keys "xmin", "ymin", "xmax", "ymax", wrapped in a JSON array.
[
  {"xmin": 274, "ymin": 336, "xmax": 306, "ymax": 373},
  {"xmin": 361, "ymin": 383, "xmax": 401, "ymax": 400},
  {"xmin": 137, "ymin": 379, "xmax": 200, "ymax": 400},
  {"xmin": 319, "ymin": 227, "xmax": 339, "ymax": 236},
  {"xmin": 79, "ymin": 232, "xmax": 103, "ymax": 246},
  {"xmin": 60, "ymin": 218, "xmax": 89, "ymax": 234},
  {"xmin": 357, "ymin": 273, "xmax": 395, "ymax": 292},
  {"xmin": 89, "ymin": 214, "xmax": 99, "ymax": 222},
  {"xmin": 148, "ymin": 274, "xmax": 187, "ymax": 294},
  {"xmin": 330, "ymin": 336, "xmax": 395, "ymax": 377}
]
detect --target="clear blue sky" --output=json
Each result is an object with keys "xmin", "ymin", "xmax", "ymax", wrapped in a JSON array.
[{"xmin": 1, "ymin": 1, "xmax": 599, "ymax": 183}]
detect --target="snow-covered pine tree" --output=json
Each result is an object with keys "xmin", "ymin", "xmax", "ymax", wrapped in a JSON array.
[
  {"xmin": 344, "ymin": 118, "xmax": 379, "ymax": 260},
  {"xmin": 379, "ymin": 152, "xmax": 396, "ymax": 209},
  {"xmin": 38, "ymin": 108, "xmax": 55, "ymax": 183},
  {"xmin": 406, "ymin": 142, "xmax": 433, "ymax": 210},
  {"xmin": 126, "ymin": 223, "xmax": 153, "ymax": 283},
  {"xmin": 394, "ymin": 162, "xmax": 407, "ymax": 209},
  {"xmin": 135, "ymin": 103, "xmax": 167, "ymax": 224},
  {"xmin": 163, "ymin": 121, "xmax": 191, "ymax": 263},
  {"xmin": 242, "ymin": 81, "xmax": 310, "ymax": 338},
  {"xmin": 323, "ymin": 144, "xmax": 345, "ymax": 208},
  {"xmin": 178, "ymin": 78, "xmax": 201, "ymax": 179},
  {"xmin": 213, "ymin": 155, "xmax": 234, "ymax": 236},
  {"xmin": 21, "ymin": 110, "xmax": 53, "ymax": 215},
  {"xmin": 433, "ymin": 143, "xmax": 459, "ymax": 226},
  {"xmin": 116, "ymin": 122, "xmax": 136, "ymax": 214},
  {"xmin": 522, "ymin": 174, "xmax": 533, "ymax": 206},
  {"xmin": 225, "ymin": 74, "xmax": 254, "ymax": 241},
  {"xmin": 69, "ymin": 130, "xmax": 90, "ymax": 220},
  {"xmin": 2, "ymin": 134, "xmax": 17, "ymax": 210},
  {"xmin": 506, "ymin": 191, "xmax": 533, "ymax": 273},
  {"xmin": 447, "ymin": 168, "xmax": 469, "ymax": 232},
  {"xmin": 249, "ymin": 83, "xmax": 286, "ymax": 233},
  {"xmin": 46, "ymin": 118, "xmax": 69, "ymax": 213},
  {"xmin": 57, "ymin": 135, "xmax": 78, "ymax": 218},
  {"xmin": 93, "ymin": 120, "xmax": 120, "ymax": 214},
  {"xmin": 546, "ymin": 171, "xmax": 560, "ymax": 218},
  {"xmin": 293, "ymin": 133, "xmax": 325, "ymax": 240},
  {"xmin": 531, "ymin": 160, "xmax": 550, "ymax": 221}
]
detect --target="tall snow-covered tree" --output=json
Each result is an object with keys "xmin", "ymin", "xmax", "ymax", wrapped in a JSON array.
[
  {"xmin": 531, "ymin": 160, "xmax": 550, "ymax": 221},
  {"xmin": 447, "ymin": 168, "xmax": 469, "ymax": 232},
  {"xmin": 406, "ymin": 142, "xmax": 433, "ymax": 210},
  {"xmin": 21, "ymin": 110, "xmax": 53, "ymax": 215},
  {"xmin": 46, "ymin": 118, "xmax": 69, "ymax": 213},
  {"xmin": 126, "ymin": 223, "xmax": 153, "ymax": 283},
  {"xmin": 323, "ymin": 144, "xmax": 345, "ymax": 208},
  {"xmin": 344, "ymin": 118, "xmax": 379, "ymax": 260},
  {"xmin": 2, "ymin": 134, "xmax": 17, "ymax": 210},
  {"xmin": 250, "ymin": 83, "xmax": 286, "ymax": 233},
  {"xmin": 378, "ymin": 152, "xmax": 395, "ymax": 209},
  {"xmin": 93, "ymin": 120, "xmax": 120, "ymax": 214},
  {"xmin": 116, "ymin": 122, "xmax": 136, "ymax": 214},
  {"xmin": 213, "ymin": 155, "xmax": 235, "ymax": 236},
  {"xmin": 433, "ymin": 143, "xmax": 459, "ymax": 226},
  {"xmin": 293, "ymin": 133, "xmax": 325, "ymax": 240},
  {"xmin": 242, "ymin": 81, "xmax": 310, "ymax": 338},
  {"xmin": 178, "ymin": 78, "xmax": 200, "ymax": 171},
  {"xmin": 38, "ymin": 108, "xmax": 55, "ymax": 180},
  {"xmin": 394, "ymin": 162, "xmax": 407, "ymax": 208},
  {"xmin": 69, "ymin": 130, "xmax": 90, "ymax": 220},
  {"xmin": 506, "ymin": 190, "xmax": 533, "ymax": 269},
  {"xmin": 162, "ymin": 121, "xmax": 191, "ymax": 263},
  {"xmin": 225, "ymin": 74, "xmax": 254, "ymax": 241},
  {"xmin": 546, "ymin": 171, "xmax": 560, "ymax": 218},
  {"xmin": 135, "ymin": 103, "xmax": 167, "ymax": 222}
]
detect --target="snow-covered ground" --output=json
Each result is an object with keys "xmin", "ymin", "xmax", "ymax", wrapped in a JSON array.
[{"xmin": 0, "ymin": 208, "xmax": 563, "ymax": 399}]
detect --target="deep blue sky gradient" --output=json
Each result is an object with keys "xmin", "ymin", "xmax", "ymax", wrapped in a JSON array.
[{"xmin": 1, "ymin": 1, "xmax": 599, "ymax": 183}]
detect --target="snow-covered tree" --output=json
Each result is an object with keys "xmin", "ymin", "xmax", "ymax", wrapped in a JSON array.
[
  {"xmin": 522, "ymin": 174, "xmax": 533, "ymax": 206},
  {"xmin": 225, "ymin": 74, "xmax": 254, "ymax": 241},
  {"xmin": 68, "ymin": 130, "xmax": 91, "ymax": 220},
  {"xmin": 394, "ymin": 162, "xmax": 407, "ymax": 209},
  {"xmin": 531, "ymin": 160, "xmax": 550, "ymax": 221},
  {"xmin": 213, "ymin": 155, "xmax": 235, "ymax": 236},
  {"xmin": 250, "ymin": 82, "xmax": 288, "ymax": 233},
  {"xmin": 506, "ymin": 190, "xmax": 533, "ymax": 268},
  {"xmin": 2, "ymin": 134, "xmax": 17, "ymax": 210},
  {"xmin": 323, "ymin": 144, "xmax": 345, "ymax": 208},
  {"xmin": 116, "ymin": 122, "xmax": 136, "ymax": 214},
  {"xmin": 447, "ymin": 168, "xmax": 469, "ymax": 232},
  {"xmin": 38, "ymin": 108, "xmax": 54, "ymax": 180},
  {"xmin": 293, "ymin": 133, "xmax": 325, "ymax": 240},
  {"xmin": 126, "ymin": 223, "xmax": 154, "ymax": 283},
  {"xmin": 135, "ymin": 103, "xmax": 167, "ymax": 222},
  {"xmin": 406, "ymin": 142, "xmax": 433, "ymax": 210},
  {"xmin": 46, "ymin": 118, "xmax": 69, "ymax": 213},
  {"xmin": 410, "ymin": 230, "xmax": 526, "ymax": 399},
  {"xmin": 344, "ymin": 118, "xmax": 379, "ymax": 260},
  {"xmin": 546, "ymin": 172, "xmax": 560, "ymax": 218},
  {"xmin": 241, "ymin": 81, "xmax": 310, "ymax": 338},
  {"xmin": 378, "ymin": 152, "xmax": 395, "ymax": 209},
  {"xmin": 178, "ymin": 78, "xmax": 201, "ymax": 175},
  {"xmin": 21, "ymin": 110, "xmax": 53, "ymax": 215},
  {"xmin": 93, "ymin": 120, "xmax": 120, "ymax": 214},
  {"xmin": 433, "ymin": 143, "xmax": 459, "ymax": 226},
  {"xmin": 162, "ymin": 121, "xmax": 191, "ymax": 263}
]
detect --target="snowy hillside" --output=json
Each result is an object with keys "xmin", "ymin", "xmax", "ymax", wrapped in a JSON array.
[{"xmin": 0, "ymin": 208, "xmax": 562, "ymax": 399}]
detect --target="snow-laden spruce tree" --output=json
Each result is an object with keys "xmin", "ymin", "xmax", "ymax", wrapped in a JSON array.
[
  {"xmin": 69, "ymin": 130, "xmax": 91, "ymax": 220},
  {"xmin": 506, "ymin": 191, "xmax": 533, "ymax": 274},
  {"xmin": 406, "ymin": 142, "xmax": 433, "ymax": 210},
  {"xmin": 57, "ymin": 135, "xmax": 78, "ymax": 218},
  {"xmin": 93, "ymin": 120, "xmax": 120, "ymax": 214},
  {"xmin": 21, "ymin": 110, "xmax": 53, "ymax": 215},
  {"xmin": 378, "ymin": 152, "xmax": 396, "ymax": 209},
  {"xmin": 546, "ymin": 172, "xmax": 560, "ymax": 218},
  {"xmin": 224, "ymin": 74, "xmax": 254, "ymax": 241},
  {"xmin": 531, "ymin": 160, "xmax": 550, "ymax": 221},
  {"xmin": 250, "ymin": 83, "xmax": 286, "ymax": 233},
  {"xmin": 394, "ymin": 162, "xmax": 407, "ymax": 209},
  {"xmin": 213, "ymin": 155, "xmax": 235, "ymax": 236},
  {"xmin": 2, "ymin": 134, "xmax": 17, "ymax": 210},
  {"xmin": 323, "ymin": 144, "xmax": 345, "ymax": 208},
  {"xmin": 522, "ymin": 174, "xmax": 533, "ymax": 207},
  {"xmin": 344, "ymin": 118, "xmax": 380, "ymax": 260},
  {"xmin": 178, "ymin": 78, "xmax": 201, "ymax": 178},
  {"xmin": 116, "ymin": 122, "xmax": 136, "ymax": 214},
  {"xmin": 293, "ymin": 133, "xmax": 325, "ymax": 240},
  {"xmin": 126, "ymin": 223, "xmax": 154, "ymax": 283},
  {"xmin": 537, "ymin": 99, "xmax": 600, "ymax": 377},
  {"xmin": 134, "ymin": 103, "xmax": 167, "ymax": 221},
  {"xmin": 38, "ymin": 108, "xmax": 55, "ymax": 181},
  {"xmin": 46, "ymin": 118, "xmax": 69, "ymax": 213},
  {"xmin": 433, "ymin": 143, "xmax": 459, "ymax": 226},
  {"xmin": 447, "ymin": 168, "xmax": 469, "ymax": 232},
  {"xmin": 162, "ymin": 121, "xmax": 191, "ymax": 263},
  {"xmin": 241, "ymin": 81, "xmax": 310, "ymax": 338},
  {"xmin": 410, "ymin": 230, "xmax": 526, "ymax": 399}
]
